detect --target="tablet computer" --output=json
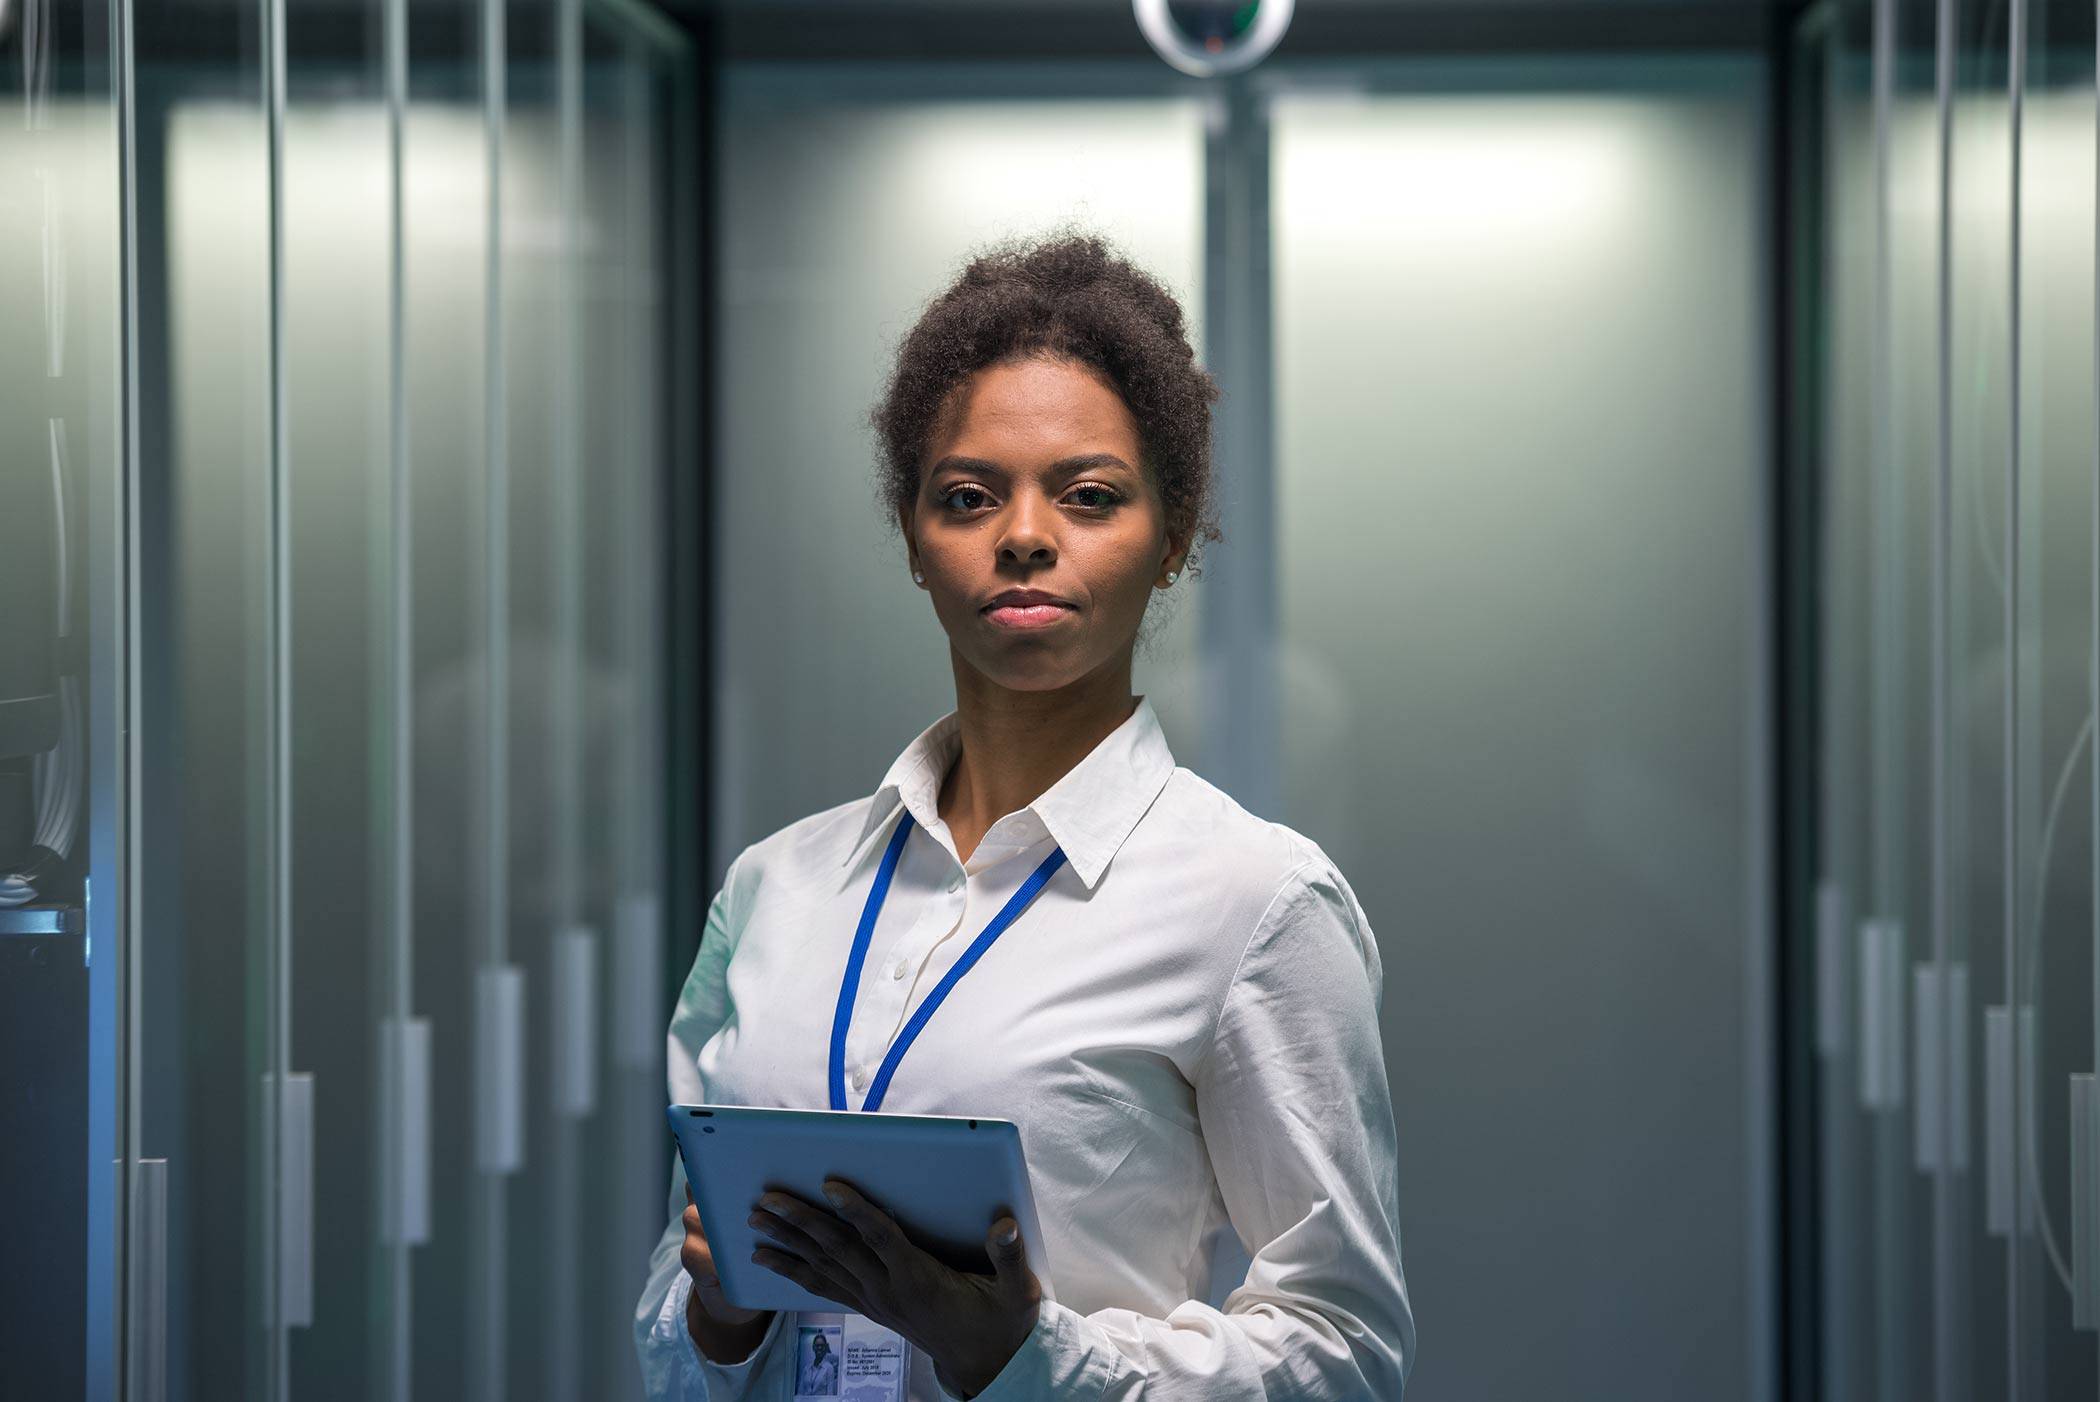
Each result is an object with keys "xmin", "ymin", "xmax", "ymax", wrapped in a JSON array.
[{"xmin": 666, "ymin": 1103, "xmax": 1055, "ymax": 1315}]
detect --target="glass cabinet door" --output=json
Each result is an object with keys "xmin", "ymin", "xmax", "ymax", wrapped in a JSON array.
[
  {"xmin": 1271, "ymin": 62, "xmax": 1771, "ymax": 1402},
  {"xmin": 109, "ymin": 3, "xmax": 691, "ymax": 1401},
  {"xmin": 0, "ymin": 0, "xmax": 127, "ymax": 1396},
  {"xmin": 2011, "ymin": 0, "xmax": 2096, "ymax": 1392},
  {"xmin": 1805, "ymin": 0, "xmax": 2100, "ymax": 1393},
  {"xmin": 139, "ymin": 0, "xmax": 281, "ymax": 1393},
  {"xmin": 1814, "ymin": 0, "xmax": 1946, "ymax": 1397}
]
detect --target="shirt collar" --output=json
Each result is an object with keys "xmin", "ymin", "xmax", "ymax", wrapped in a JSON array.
[{"xmin": 839, "ymin": 695, "xmax": 1177, "ymax": 893}]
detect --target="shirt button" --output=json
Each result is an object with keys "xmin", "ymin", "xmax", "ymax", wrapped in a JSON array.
[
  {"xmin": 890, "ymin": 960, "xmax": 907, "ymax": 981},
  {"xmin": 947, "ymin": 872, "xmax": 963, "ymax": 893},
  {"xmin": 851, "ymin": 1066, "xmax": 869, "ymax": 1092}
]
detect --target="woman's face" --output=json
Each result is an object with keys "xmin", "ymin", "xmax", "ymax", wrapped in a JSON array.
[{"xmin": 900, "ymin": 356, "xmax": 1184, "ymax": 694}]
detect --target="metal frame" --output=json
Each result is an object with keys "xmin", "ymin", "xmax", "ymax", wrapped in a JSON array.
[
  {"xmin": 695, "ymin": 0, "xmax": 1773, "ymax": 62},
  {"xmin": 1772, "ymin": 11, "xmax": 1834, "ymax": 1400}
]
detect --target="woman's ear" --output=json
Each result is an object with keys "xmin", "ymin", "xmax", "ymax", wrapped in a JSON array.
[{"xmin": 1158, "ymin": 529, "xmax": 1191, "ymax": 585}]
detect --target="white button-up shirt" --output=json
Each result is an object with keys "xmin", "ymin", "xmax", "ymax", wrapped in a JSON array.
[{"xmin": 634, "ymin": 695, "xmax": 1413, "ymax": 1399}]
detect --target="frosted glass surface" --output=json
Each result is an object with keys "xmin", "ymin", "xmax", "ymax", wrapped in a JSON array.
[
  {"xmin": 1810, "ymin": 7, "xmax": 2100, "ymax": 1392},
  {"xmin": 150, "ymin": 64, "xmax": 676, "ymax": 1402},
  {"xmin": 0, "ymin": 81, "xmax": 125, "ymax": 1398},
  {"xmin": 1274, "ymin": 74, "xmax": 1765, "ymax": 1402},
  {"xmin": 2007, "ymin": 72, "xmax": 2100, "ymax": 1401},
  {"xmin": 1812, "ymin": 25, "xmax": 1946, "ymax": 1402},
  {"xmin": 714, "ymin": 77, "xmax": 1206, "ymax": 868}
]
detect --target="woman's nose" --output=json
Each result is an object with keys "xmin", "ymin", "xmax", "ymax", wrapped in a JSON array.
[{"xmin": 996, "ymin": 496, "xmax": 1058, "ymax": 563}]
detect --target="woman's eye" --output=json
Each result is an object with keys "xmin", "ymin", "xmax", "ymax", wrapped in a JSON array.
[{"xmin": 939, "ymin": 484, "xmax": 1120, "ymax": 512}]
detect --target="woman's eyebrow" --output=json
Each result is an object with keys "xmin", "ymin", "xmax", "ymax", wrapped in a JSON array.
[{"xmin": 929, "ymin": 452, "xmax": 1133, "ymax": 479}]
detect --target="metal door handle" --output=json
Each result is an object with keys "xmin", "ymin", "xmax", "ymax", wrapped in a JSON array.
[{"xmin": 133, "ymin": 1158, "xmax": 168, "ymax": 1402}]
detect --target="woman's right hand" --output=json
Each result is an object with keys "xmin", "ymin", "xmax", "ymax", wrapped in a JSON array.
[{"xmin": 682, "ymin": 1184, "xmax": 774, "ymax": 1352}]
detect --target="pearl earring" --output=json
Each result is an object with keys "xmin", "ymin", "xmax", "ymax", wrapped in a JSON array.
[
  {"xmin": 1164, "ymin": 570, "xmax": 1178, "ymax": 585},
  {"xmin": 913, "ymin": 571, "xmax": 925, "ymax": 585}
]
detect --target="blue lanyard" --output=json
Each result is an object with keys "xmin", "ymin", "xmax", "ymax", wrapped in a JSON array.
[{"xmin": 829, "ymin": 808, "xmax": 1067, "ymax": 1112}]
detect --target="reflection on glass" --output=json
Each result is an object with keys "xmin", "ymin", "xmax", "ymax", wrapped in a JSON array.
[
  {"xmin": 1813, "ymin": 0, "xmax": 1944, "ymax": 1395},
  {"xmin": 100, "ymin": 4, "xmax": 689, "ymax": 1401},
  {"xmin": 1274, "ymin": 67, "xmax": 1768, "ymax": 1402},
  {"xmin": 1806, "ymin": 0, "xmax": 2100, "ymax": 1392},
  {"xmin": 2012, "ymin": 0, "xmax": 2096, "ymax": 1393},
  {"xmin": 0, "ymin": 0, "xmax": 123, "ymax": 1396}
]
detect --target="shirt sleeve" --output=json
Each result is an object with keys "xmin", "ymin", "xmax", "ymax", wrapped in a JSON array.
[
  {"xmin": 941, "ymin": 853, "xmax": 1415, "ymax": 1401},
  {"xmin": 633, "ymin": 849, "xmax": 797, "ymax": 1399}
]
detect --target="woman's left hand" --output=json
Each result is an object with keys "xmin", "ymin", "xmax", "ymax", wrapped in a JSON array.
[{"xmin": 746, "ymin": 1179, "xmax": 1043, "ymax": 1399}]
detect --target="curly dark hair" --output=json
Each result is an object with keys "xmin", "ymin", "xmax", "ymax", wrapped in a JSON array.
[{"xmin": 870, "ymin": 228, "xmax": 1224, "ymax": 588}]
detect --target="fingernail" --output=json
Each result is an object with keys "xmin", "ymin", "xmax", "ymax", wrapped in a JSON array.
[
  {"xmin": 997, "ymin": 1221, "xmax": 1018, "ymax": 1246},
  {"xmin": 822, "ymin": 1185, "xmax": 845, "ymax": 1207}
]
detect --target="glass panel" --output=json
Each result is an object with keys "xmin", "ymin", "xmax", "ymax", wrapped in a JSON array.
[
  {"xmin": 477, "ymin": 0, "xmax": 551, "ymax": 1391},
  {"xmin": 580, "ymin": 21, "xmax": 673, "ymax": 1399},
  {"xmin": 403, "ymin": 3, "xmax": 491, "ymax": 1399},
  {"xmin": 106, "ymin": 3, "xmax": 689, "ymax": 1399},
  {"xmin": 2014, "ymin": 0, "xmax": 2097, "ymax": 1391},
  {"xmin": 1813, "ymin": 3, "xmax": 1875, "ymax": 1387},
  {"xmin": 1886, "ymin": 0, "xmax": 1948, "ymax": 1388},
  {"xmin": 1816, "ymin": 0, "xmax": 1943, "ymax": 1395},
  {"xmin": 482, "ymin": 12, "xmax": 685, "ymax": 1395},
  {"xmin": 0, "ymin": 0, "xmax": 125, "ymax": 1395},
  {"xmin": 1272, "ymin": 61, "xmax": 1767, "ymax": 1402},
  {"xmin": 404, "ymin": 7, "xmax": 685, "ymax": 1400},
  {"xmin": 1948, "ymin": 0, "xmax": 2019, "ymax": 1387},
  {"xmin": 137, "ymin": 0, "xmax": 280, "ymax": 1396},
  {"xmin": 500, "ymin": 0, "xmax": 582, "ymax": 1392},
  {"xmin": 1812, "ymin": 6, "xmax": 1881, "ymax": 1394},
  {"xmin": 278, "ymin": 0, "xmax": 394, "ymax": 1394},
  {"xmin": 1808, "ymin": 0, "xmax": 2100, "ymax": 1393}
]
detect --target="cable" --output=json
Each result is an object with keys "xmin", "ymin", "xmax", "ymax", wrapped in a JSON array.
[
  {"xmin": 29, "ymin": 674, "xmax": 80, "ymax": 860},
  {"xmin": 12, "ymin": 676, "xmax": 80, "ymax": 903},
  {"xmin": 48, "ymin": 417, "xmax": 69, "ymax": 640},
  {"xmin": 2023, "ymin": 707, "xmax": 2088, "ymax": 1293}
]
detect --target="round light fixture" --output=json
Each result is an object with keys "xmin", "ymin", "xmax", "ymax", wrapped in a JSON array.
[{"xmin": 1133, "ymin": 0, "xmax": 1296, "ymax": 79}]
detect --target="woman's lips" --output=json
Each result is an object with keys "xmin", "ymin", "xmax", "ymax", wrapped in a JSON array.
[{"xmin": 984, "ymin": 603, "xmax": 1075, "ymax": 629}]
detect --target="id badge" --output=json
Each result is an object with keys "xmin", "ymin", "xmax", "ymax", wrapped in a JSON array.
[{"xmin": 790, "ymin": 1311, "xmax": 912, "ymax": 1402}]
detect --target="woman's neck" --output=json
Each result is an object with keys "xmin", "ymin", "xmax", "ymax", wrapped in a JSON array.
[{"xmin": 936, "ymin": 655, "xmax": 1138, "ymax": 867}]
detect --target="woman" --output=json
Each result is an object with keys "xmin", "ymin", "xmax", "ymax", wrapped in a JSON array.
[
  {"xmin": 633, "ymin": 232, "xmax": 1413, "ymax": 1399},
  {"xmin": 796, "ymin": 1331, "xmax": 839, "ymax": 1396}
]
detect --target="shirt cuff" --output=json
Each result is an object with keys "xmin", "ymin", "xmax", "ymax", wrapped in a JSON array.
[
  {"xmin": 667, "ymin": 1273, "xmax": 786, "ymax": 1387},
  {"xmin": 936, "ymin": 1299, "xmax": 1104, "ymax": 1402}
]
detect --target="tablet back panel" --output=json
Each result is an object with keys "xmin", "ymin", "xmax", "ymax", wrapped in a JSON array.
[{"xmin": 667, "ymin": 1103, "xmax": 1054, "ymax": 1315}]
